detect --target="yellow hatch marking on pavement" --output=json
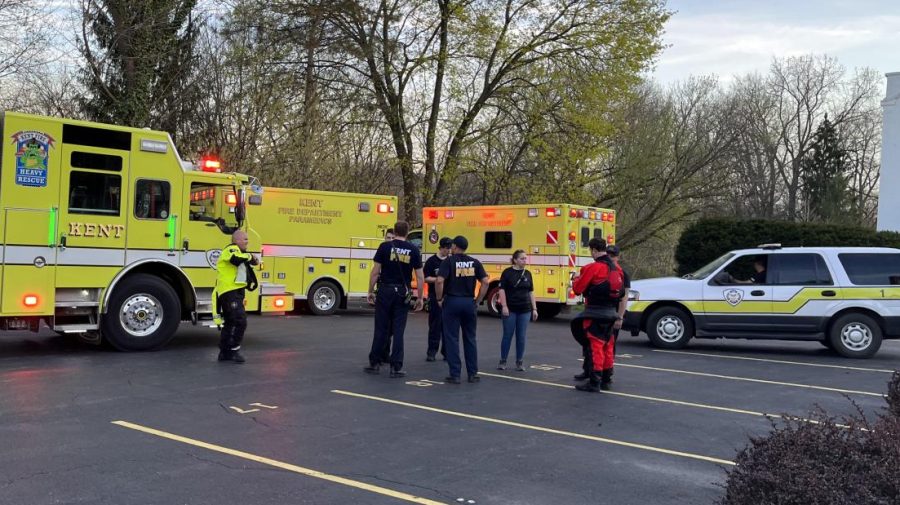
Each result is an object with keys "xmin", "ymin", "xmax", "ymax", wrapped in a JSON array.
[
  {"xmin": 615, "ymin": 364, "xmax": 883, "ymax": 397},
  {"xmin": 651, "ymin": 349, "xmax": 895, "ymax": 373},
  {"xmin": 111, "ymin": 420, "xmax": 447, "ymax": 505},
  {"xmin": 331, "ymin": 390, "xmax": 735, "ymax": 467},
  {"xmin": 229, "ymin": 406, "xmax": 260, "ymax": 414},
  {"xmin": 478, "ymin": 373, "xmax": 857, "ymax": 430}
]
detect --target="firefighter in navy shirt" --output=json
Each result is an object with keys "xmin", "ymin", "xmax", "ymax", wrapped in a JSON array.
[
  {"xmin": 424, "ymin": 237, "xmax": 452, "ymax": 361},
  {"xmin": 364, "ymin": 222, "xmax": 424, "ymax": 378},
  {"xmin": 436, "ymin": 235, "xmax": 489, "ymax": 384}
]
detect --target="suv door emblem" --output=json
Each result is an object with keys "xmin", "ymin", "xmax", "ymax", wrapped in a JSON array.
[{"xmin": 724, "ymin": 288, "xmax": 744, "ymax": 306}]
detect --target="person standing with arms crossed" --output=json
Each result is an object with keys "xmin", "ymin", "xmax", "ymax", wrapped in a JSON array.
[
  {"xmin": 497, "ymin": 250, "xmax": 537, "ymax": 371},
  {"xmin": 424, "ymin": 237, "xmax": 452, "ymax": 361},
  {"xmin": 364, "ymin": 222, "xmax": 424, "ymax": 378},
  {"xmin": 436, "ymin": 236, "xmax": 489, "ymax": 384},
  {"xmin": 214, "ymin": 230, "xmax": 259, "ymax": 364}
]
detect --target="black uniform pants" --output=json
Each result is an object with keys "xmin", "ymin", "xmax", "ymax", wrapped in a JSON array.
[
  {"xmin": 369, "ymin": 285, "xmax": 409, "ymax": 370},
  {"xmin": 427, "ymin": 296, "xmax": 445, "ymax": 358},
  {"xmin": 219, "ymin": 289, "xmax": 247, "ymax": 352}
]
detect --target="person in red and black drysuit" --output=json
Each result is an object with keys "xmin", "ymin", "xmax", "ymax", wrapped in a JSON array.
[{"xmin": 570, "ymin": 238, "xmax": 625, "ymax": 392}]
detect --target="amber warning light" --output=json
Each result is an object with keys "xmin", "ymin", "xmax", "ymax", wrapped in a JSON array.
[
  {"xmin": 274, "ymin": 298, "xmax": 286, "ymax": 308},
  {"xmin": 23, "ymin": 295, "xmax": 39, "ymax": 307}
]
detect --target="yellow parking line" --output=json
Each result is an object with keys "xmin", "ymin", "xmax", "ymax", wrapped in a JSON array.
[
  {"xmin": 331, "ymin": 390, "xmax": 735, "ymax": 467},
  {"xmin": 615, "ymin": 364, "xmax": 883, "ymax": 396},
  {"xmin": 111, "ymin": 420, "xmax": 447, "ymax": 505},
  {"xmin": 651, "ymin": 349, "xmax": 895, "ymax": 373}
]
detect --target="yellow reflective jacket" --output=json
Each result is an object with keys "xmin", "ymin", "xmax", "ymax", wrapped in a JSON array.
[{"xmin": 212, "ymin": 244, "xmax": 258, "ymax": 324}]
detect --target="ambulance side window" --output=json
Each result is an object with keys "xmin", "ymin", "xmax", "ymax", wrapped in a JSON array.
[
  {"xmin": 68, "ymin": 171, "xmax": 121, "ymax": 216},
  {"xmin": 485, "ymin": 231, "xmax": 512, "ymax": 249},
  {"xmin": 581, "ymin": 227, "xmax": 590, "ymax": 248},
  {"xmin": 593, "ymin": 228, "xmax": 603, "ymax": 240},
  {"xmin": 134, "ymin": 180, "xmax": 171, "ymax": 220}
]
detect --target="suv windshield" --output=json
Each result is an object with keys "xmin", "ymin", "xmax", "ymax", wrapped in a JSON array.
[{"xmin": 687, "ymin": 252, "xmax": 735, "ymax": 280}]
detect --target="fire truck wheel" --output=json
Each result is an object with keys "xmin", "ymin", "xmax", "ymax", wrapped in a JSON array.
[
  {"xmin": 308, "ymin": 280, "xmax": 340, "ymax": 315},
  {"xmin": 486, "ymin": 285, "xmax": 502, "ymax": 317},
  {"xmin": 102, "ymin": 274, "xmax": 181, "ymax": 351},
  {"xmin": 536, "ymin": 303, "xmax": 562, "ymax": 320}
]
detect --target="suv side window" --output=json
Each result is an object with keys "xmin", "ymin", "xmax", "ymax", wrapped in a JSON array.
[
  {"xmin": 772, "ymin": 253, "xmax": 833, "ymax": 285},
  {"xmin": 715, "ymin": 254, "xmax": 769, "ymax": 285},
  {"xmin": 839, "ymin": 253, "xmax": 900, "ymax": 285}
]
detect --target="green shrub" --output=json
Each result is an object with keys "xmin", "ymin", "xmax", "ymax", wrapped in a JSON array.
[{"xmin": 676, "ymin": 219, "xmax": 900, "ymax": 276}]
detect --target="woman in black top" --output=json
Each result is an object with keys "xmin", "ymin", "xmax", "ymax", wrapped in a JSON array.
[{"xmin": 497, "ymin": 250, "xmax": 537, "ymax": 371}]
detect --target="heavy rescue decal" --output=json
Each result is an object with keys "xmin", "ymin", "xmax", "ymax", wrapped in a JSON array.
[
  {"xmin": 723, "ymin": 288, "xmax": 744, "ymax": 306},
  {"xmin": 12, "ymin": 130, "xmax": 55, "ymax": 188},
  {"xmin": 276, "ymin": 198, "xmax": 343, "ymax": 225},
  {"xmin": 206, "ymin": 249, "xmax": 222, "ymax": 269},
  {"xmin": 68, "ymin": 222, "xmax": 125, "ymax": 238}
]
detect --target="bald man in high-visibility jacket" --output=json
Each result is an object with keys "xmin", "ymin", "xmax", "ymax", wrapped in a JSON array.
[{"xmin": 213, "ymin": 230, "xmax": 259, "ymax": 363}]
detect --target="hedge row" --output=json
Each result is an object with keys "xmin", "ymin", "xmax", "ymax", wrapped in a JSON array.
[{"xmin": 675, "ymin": 219, "xmax": 900, "ymax": 276}]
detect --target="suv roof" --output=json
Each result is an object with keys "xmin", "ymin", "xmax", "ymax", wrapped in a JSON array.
[{"xmin": 729, "ymin": 246, "xmax": 900, "ymax": 256}]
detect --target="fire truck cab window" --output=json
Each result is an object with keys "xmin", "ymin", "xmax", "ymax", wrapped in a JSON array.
[
  {"xmin": 134, "ymin": 180, "xmax": 171, "ymax": 220},
  {"xmin": 68, "ymin": 171, "xmax": 121, "ymax": 215},
  {"xmin": 485, "ymin": 231, "xmax": 513, "ymax": 249},
  {"xmin": 189, "ymin": 182, "xmax": 238, "ymax": 234}
]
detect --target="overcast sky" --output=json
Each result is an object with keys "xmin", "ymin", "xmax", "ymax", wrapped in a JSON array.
[{"xmin": 651, "ymin": 0, "xmax": 900, "ymax": 85}]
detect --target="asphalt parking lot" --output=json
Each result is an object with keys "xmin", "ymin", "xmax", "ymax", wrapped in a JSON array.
[{"xmin": 1, "ymin": 308, "xmax": 898, "ymax": 505}]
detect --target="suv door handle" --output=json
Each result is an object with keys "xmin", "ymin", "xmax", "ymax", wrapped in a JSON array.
[
  {"xmin": 821, "ymin": 290, "xmax": 836, "ymax": 297},
  {"xmin": 750, "ymin": 290, "xmax": 765, "ymax": 296}
]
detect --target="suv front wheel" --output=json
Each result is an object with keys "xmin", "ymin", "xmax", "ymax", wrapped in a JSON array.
[
  {"xmin": 646, "ymin": 306, "xmax": 694, "ymax": 349},
  {"xmin": 828, "ymin": 313, "xmax": 882, "ymax": 359}
]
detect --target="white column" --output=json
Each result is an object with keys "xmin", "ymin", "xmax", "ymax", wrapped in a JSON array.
[{"xmin": 878, "ymin": 72, "xmax": 900, "ymax": 231}]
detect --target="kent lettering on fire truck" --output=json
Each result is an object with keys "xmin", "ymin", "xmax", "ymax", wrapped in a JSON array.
[
  {"xmin": 418, "ymin": 204, "xmax": 617, "ymax": 319},
  {"xmin": 0, "ymin": 111, "xmax": 290, "ymax": 351}
]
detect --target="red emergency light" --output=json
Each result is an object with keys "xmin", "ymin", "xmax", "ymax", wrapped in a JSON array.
[
  {"xmin": 569, "ymin": 209, "xmax": 577, "ymax": 218},
  {"xmin": 23, "ymin": 295, "xmax": 39, "ymax": 307},
  {"xmin": 199, "ymin": 156, "xmax": 222, "ymax": 173},
  {"xmin": 428, "ymin": 210, "xmax": 439, "ymax": 220}
]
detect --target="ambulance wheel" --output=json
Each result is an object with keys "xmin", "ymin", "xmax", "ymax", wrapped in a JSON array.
[
  {"xmin": 308, "ymin": 280, "xmax": 340, "ymax": 315},
  {"xmin": 486, "ymin": 285, "xmax": 502, "ymax": 317},
  {"xmin": 101, "ymin": 274, "xmax": 180, "ymax": 351},
  {"xmin": 536, "ymin": 303, "xmax": 562, "ymax": 320},
  {"xmin": 828, "ymin": 313, "xmax": 882, "ymax": 359},
  {"xmin": 646, "ymin": 306, "xmax": 694, "ymax": 349}
]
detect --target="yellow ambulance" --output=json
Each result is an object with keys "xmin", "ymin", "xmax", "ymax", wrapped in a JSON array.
[
  {"xmin": 0, "ymin": 112, "xmax": 290, "ymax": 351},
  {"xmin": 418, "ymin": 204, "xmax": 616, "ymax": 318},
  {"xmin": 251, "ymin": 188, "xmax": 398, "ymax": 315}
]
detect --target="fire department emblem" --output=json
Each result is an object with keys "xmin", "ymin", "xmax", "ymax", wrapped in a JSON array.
[
  {"xmin": 12, "ymin": 130, "xmax": 55, "ymax": 188},
  {"xmin": 723, "ymin": 288, "xmax": 744, "ymax": 306},
  {"xmin": 428, "ymin": 227, "xmax": 439, "ymax": 244},
  {"xmin": 206, "ymin": 249, "xmax": 221, "ymax": 269}
]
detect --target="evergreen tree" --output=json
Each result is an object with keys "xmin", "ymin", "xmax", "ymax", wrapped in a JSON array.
[
  {"xmin": 78, "ymin": 0, "xmax": 201, "ymax": 139},
  {"xmin": 801, "ymin": 115, "xmax": 851, "ymax": 223}
]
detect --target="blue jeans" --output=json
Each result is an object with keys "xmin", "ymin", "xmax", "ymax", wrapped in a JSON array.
[{"xmin": 500, "ymin": 311, "xmax": 530, "ymax": 362}]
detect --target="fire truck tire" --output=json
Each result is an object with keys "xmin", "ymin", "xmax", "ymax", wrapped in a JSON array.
[
  {"xmin": 536, "ymin": 303, "xmax": 562, "ymax": 320},
  {"xmin": 307, "ymin": 280, "xmax": 340, "ymax": 315},
  {"xmin": 101, "ymin": 274, "xmax": 181, "ymax": 351},
  {"xmin": 486, "ymin": 285, "xmax": 502, "ymax": 317}
]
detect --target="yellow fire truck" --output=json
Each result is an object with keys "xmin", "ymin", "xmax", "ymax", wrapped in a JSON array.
[
  {"xmin": 419, "ymin": 204, "xmax": 616, "ymax": 318},
  {"xmin": 251, "ymin": 187, "xmax": 398, "ymax": 315},
  {"xmin": 0, "ymin": 111, "xmax": 290, "ymax": 351}
]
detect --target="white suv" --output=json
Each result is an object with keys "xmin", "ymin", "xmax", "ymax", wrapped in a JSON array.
[{"xmin": 623, "ymin": 246, "xmax": 900, "ymax": 358}]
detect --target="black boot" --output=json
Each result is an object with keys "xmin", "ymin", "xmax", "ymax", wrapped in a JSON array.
[
  {"xmin": 575, "ymin": 381, "xmax": 600, "ymax": 392},
  {"xmin": 364, "ymin": 363, "xmax": 381, "ymax": 374},
  {"xmin": 217, "ymin": 350, "xmax": 231, "ymax": 362},
  {"xmin": 600, "ymin": 369, "xmax": 613, "ymax": 390},
  {"xmin": 573, "ymin": 370, "xmax": 590, "ymax": 380}
]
